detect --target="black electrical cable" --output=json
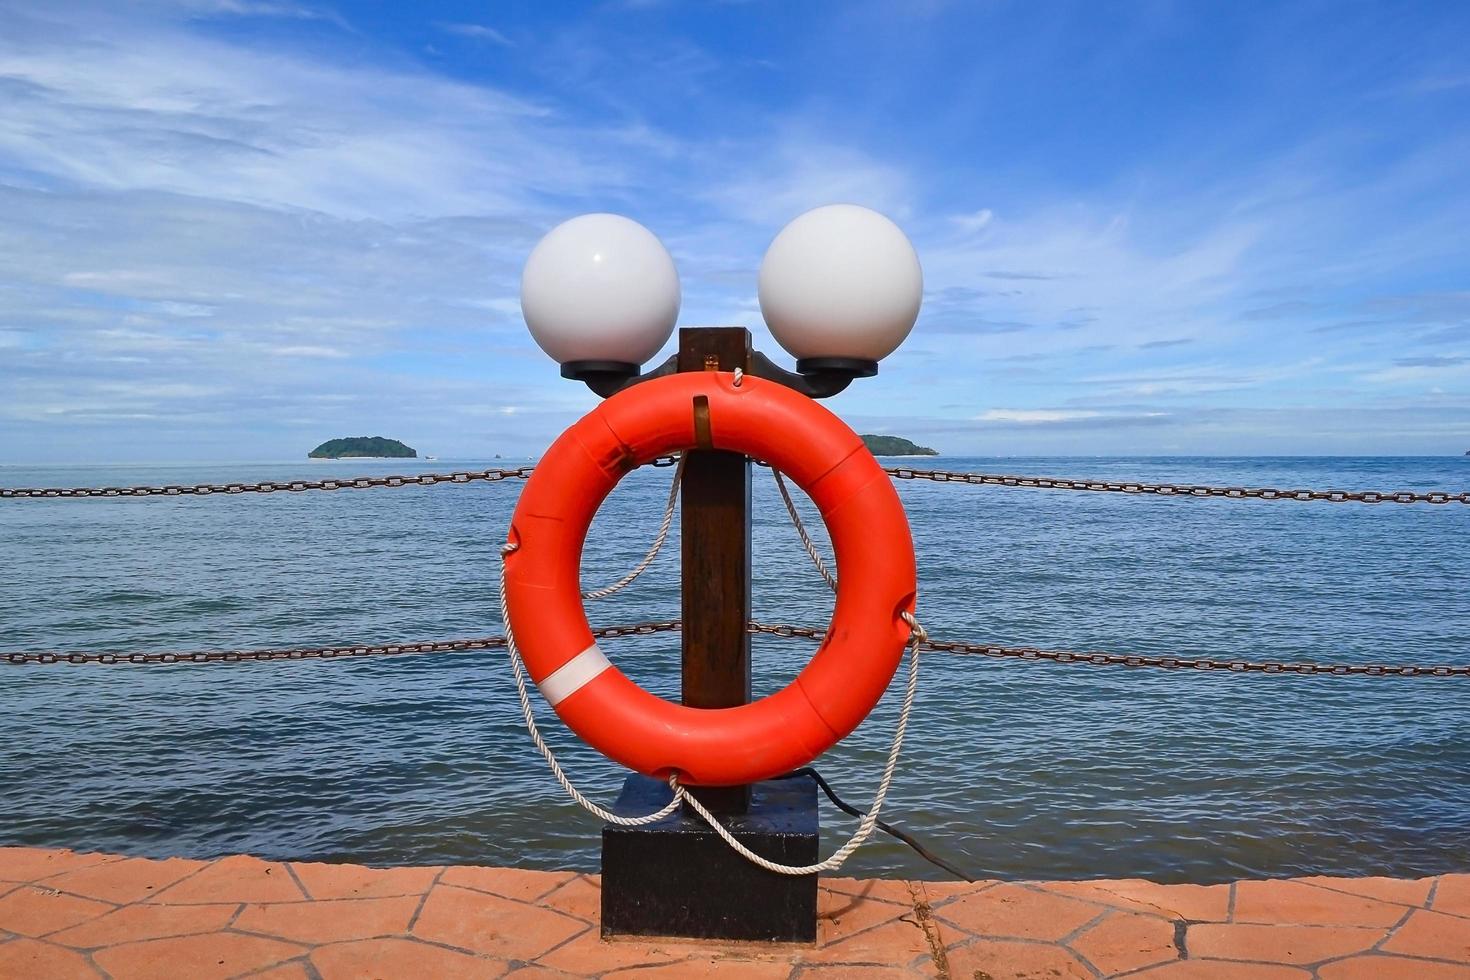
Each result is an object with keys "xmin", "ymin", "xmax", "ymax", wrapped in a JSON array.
[{"xmin": 780, "ymin": 767, "xmax": 977, "ymax": 882}]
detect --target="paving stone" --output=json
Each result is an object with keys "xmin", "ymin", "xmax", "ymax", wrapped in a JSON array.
[
  {"xmin": 611, "ymin": 958, "xmax": 796, "ymax": 978},
  {"xmin": 793, "ymin": 969, "xmax": 917, "ymax": 975},
  {"xmin": 1128, "ymin": 962, "xmax": 1312, "ymax": 978},
  {"xmin": 311, "ymin": 937, "xmax": 504, "ymax": 979},
  {"xmin": 1069, "ymin": 910, "xmax": 1179, "ymax": 974},
  {"xmin": 0, "ymin": 886, "xmax": 114, "ymax": 938},
  {"xmin": 820, "ymin": 877, "xmax": 919, "ymax": 906},
  {"xmin": 539, "ymin": 875, "xmax": 600, "ymax": 924},
  {"xmin": 41, "ymin": 857, "xmax": 206, "ymax": 905},
  {"xmin": 146, "ymin": 855, "xmax": 305, "ymax": 905},
  {"xmin": 0, "ymin": 937, "xmax": 103, "ymax": 978},
  {"xmin": 944, "ymin": 938, "xmax": 1094, "ymax": 980},
  {"xmin": 1318, "ymin": 954, "xmax": 1470, "ymax": 979},
  {"xmin": 1039, "ymin": 878, "xmax": 1232, "ymax": 921},
  {"xmin": 48, "ymin": 903, "xmax": 238, "ymax": 949},
  {"xmin": 234, "ymin": 894, "xmax": 420, "ymax": 944},
  {"xmin": 1380, "ymin": 908, "xmax": 1470, "ymax": 963},
  {"xmin": 412, "ymin": 883, "xmax": 584, "ymax": 959},
  {"xmin": 803, "ymin": 916, "xmax": 931, "ymax": 963},
  {"xmin": 795, "ymin": 966, "xmax": 915, "ymax": 979},
  {"xmin": 1187, "ymin": 923, "xmax": 1385, "ymax": 965},
  {"xmin": 1433, "ymin": 876, "xmax": 1470, "ymax": 918},
  {"xmin": 934, "ymin": 881, "xmax": 1101, "ymax": 941},
  {"xmin": 503, "ymin": 966, "xmax": 570, "ymax": 980},
  {"xmin": 0, "ymin": 849, "xmax": 120, "ymax": 884},
  {"xmin": 289, "ymin": 861, "xmax": 441, "ymax": 900},
  {"xmin": 536, "ymin": 930, "xmax": 688, "ymax": 973},
  {"xmin": 440, "ymin": 865, "xmax": 576, "ymax": 903},
  {"xmin": 910, "ymin": 879, "xmax": 994, "ymax": 904},
  {"xmin": 94, "ymin": 932, "xmax": 304, "ymax": 980},
  {"xmin": 1233, "ymin": 879, "xmax": 1406, "ymax": 927},
  {"xmin": 817, "ymin": 884, "xmax": 910, "ymax": 946},
  {"xmin": 0, "ymin": 847, "xmax": 1459, "ymax": 979},
  {"xmin": 250, "ymin": 962, "xmax": 314, "ymax": 980},
  {"xmin": 1298, "ymin": 875, "xmax": 1436, "ymax": 908}
]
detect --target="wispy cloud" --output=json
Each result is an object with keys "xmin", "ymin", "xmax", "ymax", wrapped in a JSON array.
[
  {"xmin": 975, "ymin": 409, "xmax": 1104, "ymax": 423},
  {"xmin": 436, "ymin": 22, "xmax": 515, "ymax": 47}
]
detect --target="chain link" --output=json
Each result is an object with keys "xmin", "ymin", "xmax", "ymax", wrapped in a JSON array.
[
  {"xmin": 0, "ymin": 467, "xmax": 538, "ymax": 499},
  {"xmin": 749, "ymin": 623, "xmax": 1470, "ymax": 676},
  {"xmin": 2, "ymin": 622, "xmax": 682, "ymax": 666},
  {"xmin": 9, "ymin": 457, "xmax": 1464, "ymax": 504},
  {"xmin": 6, "ymin": 620, "xmax": 1465, "ymax": 674},
  {"xmin": 883, "ymin": 467, "xmax": 1470, "ymax": 505}
]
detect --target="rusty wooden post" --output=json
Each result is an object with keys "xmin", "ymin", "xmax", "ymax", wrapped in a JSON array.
[{"xmin": 677, "ymin": 326, "xmax": 753, "ymax": 814}]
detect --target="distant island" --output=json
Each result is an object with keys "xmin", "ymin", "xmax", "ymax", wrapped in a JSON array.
[
  {"xmin": 308, "ymin": 436, "xmax": 417, "ymax": 459},
  {"xmin": 861, "ymin": 434, "xmax": 938, "ymax": 456}
]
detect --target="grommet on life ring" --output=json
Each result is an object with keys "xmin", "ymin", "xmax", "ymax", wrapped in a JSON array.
[{"xmin": 503, "ymin": 371, "xmax": 917, "ymax": 786}]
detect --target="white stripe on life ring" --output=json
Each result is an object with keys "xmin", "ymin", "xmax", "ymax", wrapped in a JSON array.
[{"xmin": 537, "ymin": 643, "xmax": 612, "ymax": 707}]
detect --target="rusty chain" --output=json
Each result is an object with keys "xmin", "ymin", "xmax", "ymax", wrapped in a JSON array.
[
  {"xmin": 882, "ymin": 466, "xmax": 1470, "ymax": 504},
  {"xmin": 4, "ymin": 456, "xmax": 1464, "ymax": 504},
  {"xmin": 6, "ymin": 620, "xmax": 1464, "ymax": 674},
  {"xmin": 748, "ymin": 623, "xmax": 1469, "ymax": 676},
  {"xmin": 0, "ymin": 466, "xmax": 538, "ymax": 499},
  {"xmin": 2, "ymin": 622, "xmax": 681, "ymax": 665}
]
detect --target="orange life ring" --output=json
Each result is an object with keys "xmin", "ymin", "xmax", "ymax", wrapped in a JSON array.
[{"xmin": 503, "ymin": 371, "xmax": 916, "ymax": 786}]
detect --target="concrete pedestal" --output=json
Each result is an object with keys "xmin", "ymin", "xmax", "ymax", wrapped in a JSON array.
[{"xmin": 600, "ymin": 774, "xmax": 819, "ymax": 942}]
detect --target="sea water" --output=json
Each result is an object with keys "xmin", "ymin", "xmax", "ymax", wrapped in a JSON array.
[{"xmin": 2, "ymin": 455, "xmax": 1467, "ymax": 883}]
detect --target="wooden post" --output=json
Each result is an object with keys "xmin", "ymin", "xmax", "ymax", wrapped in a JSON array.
[
  {"xmin": 677, "ymin": 327, "xmax": 753, "ymax": 814},
  {"xmin": 601, "ymin": 325, "xmax": 819, "ymax": 942}
]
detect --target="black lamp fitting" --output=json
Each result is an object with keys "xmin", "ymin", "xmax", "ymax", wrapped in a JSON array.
[{"xmin": 563, "ymin": 351, "xmax": 874, "ymax": 400}]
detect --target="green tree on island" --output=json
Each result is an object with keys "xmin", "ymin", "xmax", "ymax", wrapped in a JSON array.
[
  {"xmin": 860, "ymin": 434, "xmax": 938, "ymax": 456},
  {"xmin": 308, "ymin": 436, "xmax": 417, "ymax": 459}
]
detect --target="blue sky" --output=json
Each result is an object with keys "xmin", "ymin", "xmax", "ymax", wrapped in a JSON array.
[{"xmin": 1, "ymin": 0, "xmax": 1467, "ymax": 461}]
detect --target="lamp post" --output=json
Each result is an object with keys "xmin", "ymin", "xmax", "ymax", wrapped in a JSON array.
[{"xmin": 519, "ymin": 204, "xmax": 922, "ymax": 942}]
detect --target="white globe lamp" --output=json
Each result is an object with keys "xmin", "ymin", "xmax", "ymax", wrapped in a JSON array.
[
  {"xmin": 520, "ymin": 214, "xmax": 680, "ymax": 380},
  {"xmin": 758, "ymin": 204, "xmax": 922, "ymax": 377}
]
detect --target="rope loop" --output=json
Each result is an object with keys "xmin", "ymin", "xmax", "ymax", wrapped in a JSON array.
[
  {"xmin": 498, "ymin": 552, "xmax": 682, "ymax": 828},
  {"xmin": 580, "ymin": 457, "xmax": 684, "ymax": 600}
]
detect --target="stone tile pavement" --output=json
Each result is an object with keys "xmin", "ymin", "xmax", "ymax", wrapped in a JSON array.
[{"xmin": 0, "ymin": 847, "xmax": 1466, "ymax": 978}]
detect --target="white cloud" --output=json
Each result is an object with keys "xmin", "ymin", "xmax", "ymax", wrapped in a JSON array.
[
  {"xmin": 702, "ymin": 138, "xmax": 912, "ymax": 226},
  {"xmin": 949, "ymin": 208, "xmax": 993, "ymax": 234},
  {"xmin": 975, "ymin": 409, "xmax": 1103, "ymax": 423},
  {"xmin": 0, "ymin": 6, "xmax": 627, "ymax": 222},
  {"xmin": 437, "ymin": 22, "xmax": 515, "ymax": 47}
]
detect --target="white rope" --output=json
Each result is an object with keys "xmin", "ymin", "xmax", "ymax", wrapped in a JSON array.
[
  {"xmin": 675, "ymin": 614, "xmax": 923, "ymax": 875},
  {"xmin": 498, "ymin": 457, "xmax": 926, "ymax": 873},
  {"xmin": 668, "ymin": 467, "xmax": 925, "ymax": 875},
  {"xmin": 772, "ymin": 470, "xmax": 837, "ymax": 592},
  {"xmin": 500, "ymin": 543, "xmax": 683, "ymax": 826},
  {"xmin": 581, "ymin": 457, "xmax": 684, "ymax": 600}
]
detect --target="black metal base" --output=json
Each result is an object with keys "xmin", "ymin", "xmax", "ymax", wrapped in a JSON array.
[{"xmin": 600, "ymin": 774, "xmax": 819, "ymax": 942}]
